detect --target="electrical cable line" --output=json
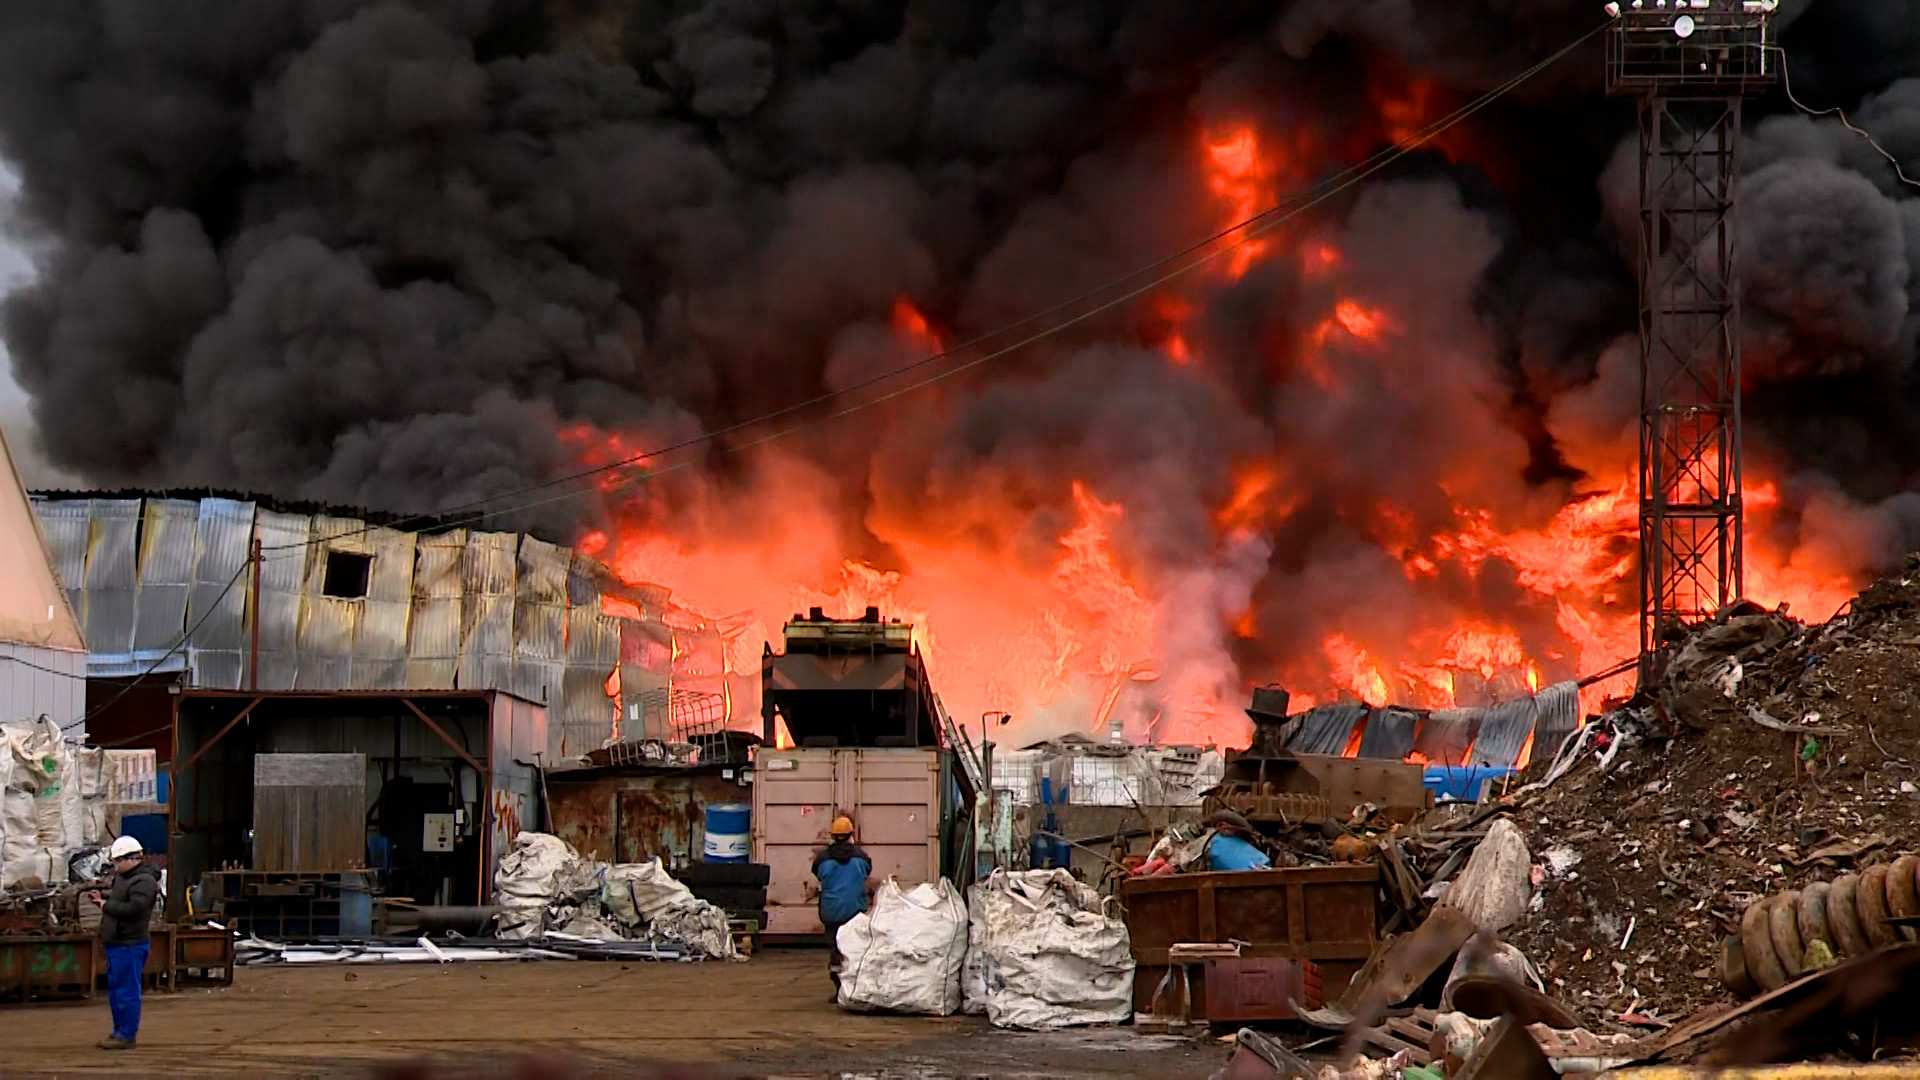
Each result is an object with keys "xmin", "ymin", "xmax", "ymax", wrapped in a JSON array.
[
  {"xmin": 1772, "ymin": 46, "xmax": 1920, "ymax": 190},
  {"xmin": 59, "ymin": 561, "xmax": 250, "ymax": 733},
  {"xmin": 0, "ymin": 653, "xmax": 87, "ymax": 681},
  {"xmin": 264, "ymin": 18, "xmax": 1609, "ymax": 544}
]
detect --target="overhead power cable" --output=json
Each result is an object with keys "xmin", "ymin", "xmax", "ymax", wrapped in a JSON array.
[
  {"xmin": 245, "ymin": 19, "xmax": 1604, "ymax": 554},
  {"xmin": 58, "ymin": 561, "xmax": 250, "ymax": 733},
  {"xmin": 1773, "ymin": 46, "xmax": 1920, "ymax": 190},
  {"xmin": 0, "ymin": 653, "xmax": 88, "ymax": 681}
]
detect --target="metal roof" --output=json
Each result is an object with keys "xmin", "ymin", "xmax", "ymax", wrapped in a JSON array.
[{"xmin": 31, "ymin": 492, "xmax": 734, "ymax": 764}]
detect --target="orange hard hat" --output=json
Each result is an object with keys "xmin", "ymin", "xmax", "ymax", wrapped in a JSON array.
[{"xmin": 830, "ymin": 814, "xmax": 854, "ymax": 836}]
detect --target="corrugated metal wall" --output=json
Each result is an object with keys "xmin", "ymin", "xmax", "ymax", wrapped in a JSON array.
[
  {"xmin": 32, "ymin": 496, "xmax": 628, "ymax": 760},
  {"xmin": 0, "ymin": 642, "xmax": 85, "ymax": 729}
]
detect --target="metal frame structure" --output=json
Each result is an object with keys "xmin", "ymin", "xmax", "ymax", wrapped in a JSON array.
[{"xmin": 1605, "ymin": 1, "xmax": 1776, "ymax": 677}]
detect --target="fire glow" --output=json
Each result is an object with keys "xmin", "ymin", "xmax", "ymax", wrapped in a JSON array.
[{"xmin": 565, "ymin": 116, "xmax": 1866, "ymax": 757}]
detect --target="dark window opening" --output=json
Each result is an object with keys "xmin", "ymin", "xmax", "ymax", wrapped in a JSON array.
[{"xmin": 322, "ymin": 551, "xmax": 373, "ymax": 599}]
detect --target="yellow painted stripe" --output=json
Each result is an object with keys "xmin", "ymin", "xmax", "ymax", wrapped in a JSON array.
[{"xmin": 1612, "ymin": 1060, "xmax": 1920, "ymax": 1068}]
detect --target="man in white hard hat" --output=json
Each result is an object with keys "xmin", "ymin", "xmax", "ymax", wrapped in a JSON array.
[{"xmin": 87, "ymin": 836, "xmax": 160, "ymax": 1050}]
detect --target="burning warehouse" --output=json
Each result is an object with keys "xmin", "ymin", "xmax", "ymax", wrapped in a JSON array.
[
  {"xmin": 3, "ymin": 0, "xmax": 1920, "ymax": 1072},
  {"xmin": 30, "ymin": 491, "xmax": 758, "ymax": 759},
  {"xmin": 27, "ymin": 490, "xmax": 765, "ymax": 915},
  {"xmin": 1, "ymin": 1, "xmax": 1914, "ymax": 760}
]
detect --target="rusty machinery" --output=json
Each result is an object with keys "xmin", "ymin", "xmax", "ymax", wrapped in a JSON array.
[{"xmin": 1205, "ymin": 687, "xmax": 1431, "ymax": 836}]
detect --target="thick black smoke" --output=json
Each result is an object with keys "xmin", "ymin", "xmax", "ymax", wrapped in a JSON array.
[{"xmin": 4, "ymin": 0, "xmax": 1920, "ymax": 718}]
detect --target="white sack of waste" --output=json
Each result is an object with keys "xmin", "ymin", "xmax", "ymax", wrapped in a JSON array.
[
  {"xmin": 618, "ymin": 859, "xmax": 697, "ymax": 921},
  {"xmin": 492, "ymin": 832, "xmax": 577, "ymax": 939},
  {"xmin": 1438, "ymin": 817, "xmax": 1531, "ymax": 933},
  {"xmin": 968, "ymin": 868, "xmax": 1134, "ymax": 1030},
  {"xmin": 0, "ymin": 719, "xmax": 69, "ymax": 889},
  {"xmin": 609, "ymin": 860, "xmax": 735, "ymax": 959},
  {"xmin": 961, "ymin": 885, "xmax": 991, "ymax": 1015},
  {"xmin": 837, "ymin": 878, "xmax": 968, "ymax": 1015},
  {"xmin": 649, "ymin": 900, "xmax": 736, "ymax": 959}
]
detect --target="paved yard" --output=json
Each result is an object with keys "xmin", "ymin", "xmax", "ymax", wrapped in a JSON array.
[{"xmin": 3, "ymin": 948, "xmax": 1222, "ymax": 1078}]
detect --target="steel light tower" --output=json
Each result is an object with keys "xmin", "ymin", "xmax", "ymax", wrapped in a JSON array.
[{"xmin": 1605, "ymin": 0, "xmax": 1777, "ymax": 680}]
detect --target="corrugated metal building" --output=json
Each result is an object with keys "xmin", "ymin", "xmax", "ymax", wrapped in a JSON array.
[
  {"xmin": 31, "ymin": 492, "xmax": 762, "ymax": 762},
  {"xmin": 0, "ymin": 431, "xmax": 86, "ymax": 731},
  {"xmin": 170, "ymin": 688, "xmax": 547, "ymax": 914}
]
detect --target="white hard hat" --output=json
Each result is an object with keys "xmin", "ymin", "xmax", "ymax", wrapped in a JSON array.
[{"xmin": 108, "ymin": 836, "xmax": 143, "ymax": 859}]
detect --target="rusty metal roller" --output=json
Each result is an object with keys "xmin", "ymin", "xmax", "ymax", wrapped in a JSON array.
[
  {"xmin": 1795, "ymin": 881, "xmax": 1833, "ymax": 959},
  {"xmin": 1739, "ymin": 894, "xmax": 1789, "ymax": 991},
  {"xmin": 1886, "ymin": 855, "xmax": 1920, "ymax": 942},
  {"xmin": 1858, "ymin": 865, "xmax": 1901, "ymax": 948},
  {"xmin": 1825, "ymin": 874, "xmax": 1873, "ymax": 958},
  {"xmin": 1767, "ymin": 889, "xmax": 1806, "ymax": 978}
]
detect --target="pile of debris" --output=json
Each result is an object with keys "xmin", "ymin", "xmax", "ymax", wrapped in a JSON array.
[
  {"xmin": 1237, "ymin": 564, "xmax": 1920, "ymax": 1077},
  {"xmin": 1504, "ymin": 575, "xmax": 1920, "ymax": 1026},
  {"xmin": 492, "ymin": 831, "xmax": 737, "ymax": 960}
]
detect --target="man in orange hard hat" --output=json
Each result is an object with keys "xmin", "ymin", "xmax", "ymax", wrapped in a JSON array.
[{"xmin": 813, "ymin": 814, "xmax": 873, "ymax": 998}]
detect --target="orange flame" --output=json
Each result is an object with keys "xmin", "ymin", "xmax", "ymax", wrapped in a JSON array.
[
  {"xmin": 892, "ymin": 297, "xmax": 943, "ymax": 352},
  {"xmin": 1204, "ymin": 126, "xmax": 1278, "ymax": 280},
  {"xmin": 550, "ymin": 120, "xmax": 1878, "ymax": 765}
]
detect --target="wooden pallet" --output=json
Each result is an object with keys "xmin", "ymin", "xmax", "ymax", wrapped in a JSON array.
[
  {"xmin": 1358, "ymin": 1007, "xmax": 1438, "ymax": 1066},
  {"xmin": 729, "ymin": 918, "xmax": 760, "ymax": 957}
]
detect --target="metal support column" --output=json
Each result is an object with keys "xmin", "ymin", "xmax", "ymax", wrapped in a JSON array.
[
  {"xmin": 1637, "ymin": 95, "xmax": 1744, "ymax": 659},
  {"xmin": 1606, "ymin": 1, "xmax": 1776, "ymax": 683}
]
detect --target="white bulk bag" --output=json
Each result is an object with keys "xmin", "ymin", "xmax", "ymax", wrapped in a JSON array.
[
  {"xmin": 969, "ymin": 869, "xmax": 1134, "ymax": 1029},
  {"xmin": 837, "ymin": 878, "xmax": 968, "ymax": 1015}
]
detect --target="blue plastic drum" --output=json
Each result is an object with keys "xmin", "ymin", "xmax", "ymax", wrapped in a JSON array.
[{"xmin": 702, "ymin": 803, "xmax": 752, "ymax": 863}]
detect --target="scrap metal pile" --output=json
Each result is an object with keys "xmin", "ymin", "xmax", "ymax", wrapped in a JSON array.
[{"xmin": 1223, "ymin": 562, "xmax": 1920, "ymax": 1077}]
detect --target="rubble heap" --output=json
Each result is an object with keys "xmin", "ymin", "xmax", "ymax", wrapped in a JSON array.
[{"xmin": 1507, "ymin": 567, "xmax": 1920, "ymax": 1025}]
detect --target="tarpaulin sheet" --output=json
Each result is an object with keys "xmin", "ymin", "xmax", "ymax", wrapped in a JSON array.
[{"xmin": 1285, "ymin": 704, "xmax": 1366, "ymax": 756}]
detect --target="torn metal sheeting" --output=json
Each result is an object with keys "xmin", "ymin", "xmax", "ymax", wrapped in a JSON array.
[
  {"xmin": 1277, "ymin": 681, "xmax": 1580, "ymax": 768},
  {"xmin": 32, "ymin": 494, "xmax": 657, "ymax": 759}
]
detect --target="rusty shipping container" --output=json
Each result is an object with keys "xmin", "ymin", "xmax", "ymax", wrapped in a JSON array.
[
  {"xmin": 1119, "ymin": 865, "xmax": 1378, "ymax": 1017},
  {"xmin": 753, "ymin": 747, "xmax": 971, "ymax": 937},
  {"xmin": 545, "ymin": 764, "xmax": 752, "ymax": 866}
]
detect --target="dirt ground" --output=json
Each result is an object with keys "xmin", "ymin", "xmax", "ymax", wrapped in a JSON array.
[{"xmin": 1, "ymin": 948, "xmax": 1222, "ymax": 1079}]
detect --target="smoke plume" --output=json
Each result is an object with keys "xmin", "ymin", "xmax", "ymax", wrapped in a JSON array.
[{"xmin": 4, "ymin": 1, "xmax": 1920, "ymax": 737}]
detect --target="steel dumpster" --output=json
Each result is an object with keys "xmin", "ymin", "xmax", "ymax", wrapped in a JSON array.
[
  {"xmin": 753, "ymin": 747, "xmax": 956, "ymax": 937},
  {"xmin": 0, "ymin": 934, "xmax": 97, "ymax": 1002},
  {"xmin": 1119, "ymin": 864, "xmax": 1378, "ymax": 1017}
]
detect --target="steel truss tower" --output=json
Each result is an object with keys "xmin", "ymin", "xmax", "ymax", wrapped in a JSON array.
[{"xmin": 1605, "ymin": 1, "xmax": 1776, "ymax": 679}]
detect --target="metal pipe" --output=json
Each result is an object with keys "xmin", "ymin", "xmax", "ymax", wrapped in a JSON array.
[
  {"xmin": 382, "ymin": 905, "xmax": 500, "ymax": 936},
  {"xmin": 247, "ymin": 537, "xmax": 262, "ymax": 691}
]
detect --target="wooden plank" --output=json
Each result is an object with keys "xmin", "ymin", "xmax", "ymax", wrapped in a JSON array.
[
  {"xmin": 1361, "ymin": 1027, "xmax": 1431, "ymax": 1065},
  {"xmin": 253, "ymin": 753, "xmax": 366, "ymax": 872},
  {"xmin": 255, "ymin": 753, "xmax": 363, "ymax": 786}
]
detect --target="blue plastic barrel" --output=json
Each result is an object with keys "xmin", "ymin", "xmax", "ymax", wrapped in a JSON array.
[
  {"xmin": 1422, "ymin": 765, "xmax": 1515, "ymax": 802},
  {"xmin": 703, "ymin": 803, "xmax": 751, "ymax": 863}
]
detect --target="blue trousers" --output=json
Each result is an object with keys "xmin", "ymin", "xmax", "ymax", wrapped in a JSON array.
[{"xmin": 104, "ymin": 942, "xmax": 148, "ymax": 1041}]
